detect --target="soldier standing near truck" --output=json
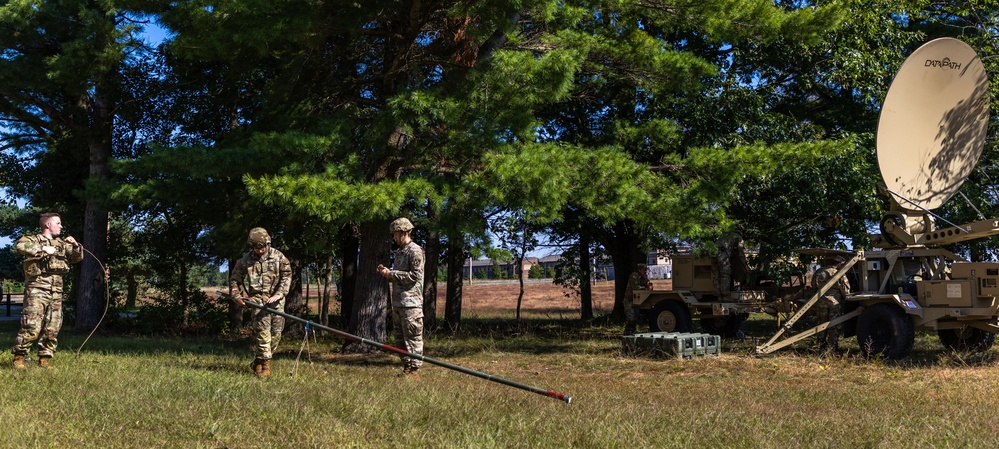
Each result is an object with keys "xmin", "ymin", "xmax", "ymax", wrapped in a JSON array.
[
  {"xmin": 812, "ymin": 259, "xmax": 851, "ymax": 353},
  {"xmin": 713, "ymin": 233, "xmax": 747, "ymax": 298},
  {"xmin": 623, "ymin": 263, "xmax": 653, "ymax": 336}
]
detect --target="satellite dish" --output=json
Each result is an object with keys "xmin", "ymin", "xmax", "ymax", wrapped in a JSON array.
[{"xmin": 876, "ymin": 37, "xmax": 990, "ymax": 211}]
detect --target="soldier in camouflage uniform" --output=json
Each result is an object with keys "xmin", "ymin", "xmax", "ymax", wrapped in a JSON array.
[
  {"xmin": 12, "ymin": 213, "xmax": 83, "ymax": 369},
  {"xmin": 377, "ymin": 217, "xmax": 425, "ymax": 378},
  {"xmin": 229, "ymin": 227, "xmax": 292, "ymax": 377},
  {"xmin": 623, "ymin": 263, "xmax": 652, "ymax": 336},
  {"xmin": 812, "ymin": 260, "xmax": 851, "ymax": 353},
  {"xmin": 713, "ymin": 233, "xmax": 746, "ymax": 299}
]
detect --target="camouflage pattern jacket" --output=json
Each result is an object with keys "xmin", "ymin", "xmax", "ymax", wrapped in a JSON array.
[
  {"xmin": 15, "ymin": 234, "xmax": 83, "ymax": 292},
  {"xmin": 624, "ymin": 272, "xmax": 651, "ymax": 306},
  {"xmin": 389, "ymin": 241, "xmax": 424, "ymax": 308},
  {"xmin": 813, "ymin": 266, "xmax": 851, "ymax": 299},
  {"xmin": 229, "ymin": 247, "xmax": 292, "ymax": 301}
]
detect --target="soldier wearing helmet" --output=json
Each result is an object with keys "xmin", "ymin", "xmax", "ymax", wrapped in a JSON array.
[
  {"xmin": 229, "ymin": 226, "xmax": 292, "ymax": 377},
  {"xmin": 377, "ymin": 217, "xmax": 425, "ymax": 377},
  {"xmin": 623, "ymin": 263, "xmax": 653, "ymax": 336},
  {"xmin": 390, "ymin": 217, "xmax": 414, "ymax": 233}
]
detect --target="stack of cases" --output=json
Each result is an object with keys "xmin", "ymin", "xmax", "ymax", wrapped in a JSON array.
[{"xmin": 621, "ymin": 332, "xmax": 721, "ymax": 359}]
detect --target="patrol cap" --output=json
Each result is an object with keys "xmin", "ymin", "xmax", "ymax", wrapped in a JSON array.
[
  {"xmin": 247, "ymin": 227, "xmax": 271, "ymax": 249},
  {"xmin": 637, "ymin": 263, "xmax": 647, "ymax": 270},
  {"xmin": 390, "ymin": 217, "xmax": 414, "ymax": 232}
]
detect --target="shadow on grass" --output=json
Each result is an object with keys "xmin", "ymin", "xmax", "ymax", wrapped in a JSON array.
[
  {"xmin": 726, "ymin": 321, "xmax": 999, "ymax": 369},
  {"xmin": 5, "ymin": 316, "xmax": 997, "ymax": 370},
  {"xmin": 0, "ymin": 320, "xmax": 248, "ymax": 358}
]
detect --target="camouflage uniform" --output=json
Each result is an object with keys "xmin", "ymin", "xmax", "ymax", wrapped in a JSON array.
[
  {"xmin": 812, "ymin": 266, "xmax": 851, "ymax": 350},
  {"xmin": 12, "ymin": 234, "xmax": 83, "ymax": 358},
  {"xmin": 623, "ymin": 266, "xmax": 651, "ymax": 335},
  {"xmin": 230, "ymin": 245, "xmax": 292, "ymax": 360},
  {"xmin": 713, "ymin": 234, "xmax": 745, "ymax": 298},
  {"xmin": 388, "ymin": 240, "xmax": 425, "ymax": 371}
]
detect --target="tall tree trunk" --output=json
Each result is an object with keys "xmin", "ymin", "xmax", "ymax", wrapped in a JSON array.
[
  {"xmin": 283, "ymin": 248, "xmax": 305, "ymax": 336},
  {"xmin": 125, "ymin": 270, "xmax": 138, "ymax": 310},
  {"xmin": 444, "ymin": 235, "xmax": 464, "ymax": 333},
  {"xmin": 344, "ymin": 219, "xmax": 391, "ymax": 353},
  {"xmin": 227, "ymin": 257, "xmax": 244, "ymax": 329},
  {"xmin": 579, "ymin": 232, "xmax": 593, "ymax": 320},
  {"xmin": 423, "ymin": 226, "xmax": 440, "ymax": 331},
  {"xmin": 75, "ymin": 87, "xmax": 111, "ymax": 332},
  {"xmin": 180, "ymin": 256, "xmax": 190, "ymax": 327},
  {"xmin": 515, "ymin": 254, "xmax": 524, "ymax": 322},
  {"xmin": 338, "ymin": 223, "xmax": 359, "ymax": 329},
  {"xmin": 607, "ymin": 220, "xmax": 644, "ymax": 321},
  {"xmin": 320, "ymin": 253, "xmax": 333, "ymax": 326},
  {"xmin": 304, "ymin": 267, "xmax": 310, "ymax": 319}
]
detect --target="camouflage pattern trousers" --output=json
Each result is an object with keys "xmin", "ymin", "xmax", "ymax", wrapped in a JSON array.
[
  {"xmin": 12, "ymin": 286, "xmax": 64, "ymax": 357},
  {"xmin": 815, "ymin": 294, "xmax": 843, "ymax": 349},
  {"xmin": 624, "ymin": 306, "xmax": 641, "ymax": 335},
  {"xmin": 392, "ymin": 306, "xmax": 424, "ymax": 369},
  {"xmin": 252, "ymin": 297, "xmax": 285, "ymax": 360},
  {"xmin": 714, "ymin": 256, "xmax": 732, "ymax": 298}
]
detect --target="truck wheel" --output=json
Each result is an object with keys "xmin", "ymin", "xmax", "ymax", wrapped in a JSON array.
[
  {"xmin": 856, "ymin": 303, "xmax": 914, "ymax": 359},
  {"xmin": 700, "ymin": 313, "xmax": 748, "ymax": 337},
  {"xmin": 647, "ymin": 301, "xmax": 692, "ymax": 333},
  {"xmin": 841, "ymin": 300, "xmax": 860, "ymax": 338},
  {"xmin": 938, "ymin": 327, "xmax": 996, "ymax": 352}
]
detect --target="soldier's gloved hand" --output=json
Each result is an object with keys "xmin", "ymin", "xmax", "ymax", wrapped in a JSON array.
[
  {"xmin": 265, "ymin": 294, "xmax": 281, "ymax": 304},
  {"xmin": 42, "ymin": 246, "xmax": 56, "ymax": 255},
  {"xmin": 234, "ymin": 296, "xmax": 247, "ymax": 307}
]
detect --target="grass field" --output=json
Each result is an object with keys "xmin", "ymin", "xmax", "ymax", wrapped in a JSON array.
[{"xmin": 3, "ymin": 283, "xmax": 999, "ymax": 448}]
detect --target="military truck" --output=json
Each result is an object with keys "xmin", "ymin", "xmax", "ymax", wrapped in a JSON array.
[
  {"xmin": 636, "ymin": 38, "xmax": 999, "ymax": 359},
  {"xmin": 760, "ymin": 37, "xmax": 999, "ymax": 359},
  {"xmin": 631, "ymin": 253, "xmax": 769, "ymax": 338}
]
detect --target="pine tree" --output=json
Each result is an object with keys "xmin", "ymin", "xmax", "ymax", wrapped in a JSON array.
[{"xmin": 0, "ymin": 0, "xmax": 166, "ymax": 330}]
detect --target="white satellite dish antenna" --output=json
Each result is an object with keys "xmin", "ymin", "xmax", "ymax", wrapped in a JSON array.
[{"xmin": 876, "ymin": 37, "xmax": 990, "ymax": 212}]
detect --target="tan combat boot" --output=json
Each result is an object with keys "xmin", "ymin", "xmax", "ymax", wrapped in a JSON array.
[
  {"xmin": 399, "ymin": 365, "xmax": 420, "ymax": 380},
  {"xmin": 251, "ymin": 358, "xmax": 263, "ymax": 376},
  {"xmin": 12, "ymin": 355, "xmax": 25, "ymax": 370},
  {"xmin": 38, "ymin": 356, "xmax": 53, "ymax": 369},
  {"xmin": 260, "ymin": 359, "xmax": 271, "ymax": 378}
]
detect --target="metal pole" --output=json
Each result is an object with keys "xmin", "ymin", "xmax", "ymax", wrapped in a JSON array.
[{"xmin": 227, "ymin": 293, "xmax": 571, "ymax": 404}]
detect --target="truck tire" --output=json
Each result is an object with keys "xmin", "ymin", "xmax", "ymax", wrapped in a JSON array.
[
  {"xmin": 938, "ymin": 327, "xmax": 996, "ymax": 353},
  {"xmin": 841, "ymin": 300, "xmax": 860, "ymax": 338},
  {"xmin": 700, "ymin": 313, "xmax": 748, "ymax": 337},
  {"xmin": 647, "ymin": 301, "xmax": 692, "ymax": 333},
  {"xmin": 856, "ymin": 303, "xmax": 914, "ymax": 359}
]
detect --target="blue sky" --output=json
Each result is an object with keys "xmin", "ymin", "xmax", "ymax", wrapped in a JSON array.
[{"xmin": 1, "ymin": 21, "xmax": 171, "ymax": 248}]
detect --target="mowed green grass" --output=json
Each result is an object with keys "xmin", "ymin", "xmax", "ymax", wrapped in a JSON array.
[{"xmin": 2, "ymin": 315, "xmax": 999, "ymax": 449}]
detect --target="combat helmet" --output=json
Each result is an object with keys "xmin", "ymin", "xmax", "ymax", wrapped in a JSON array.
[
  {"xmin": 389, "ymin": 218, "xmax": 414, "ymax": 233},
  {"xmin": 247, "ymin": 227, "xmax": 271, "ymax": 249}
]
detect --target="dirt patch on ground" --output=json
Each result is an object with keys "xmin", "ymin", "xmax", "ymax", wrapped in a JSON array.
[
  {"xmin": 432, "ymin": 279, "xmax": 672, "ymax": 315},
  {"xmin": 257, "ymin": 279, "xmax": 672, "ymax": 316}
]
